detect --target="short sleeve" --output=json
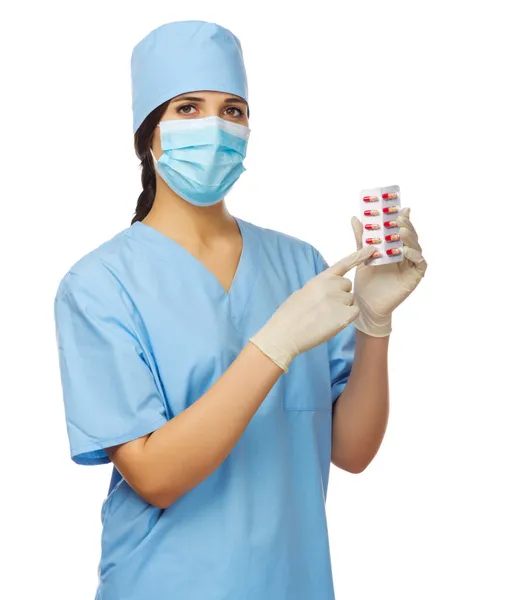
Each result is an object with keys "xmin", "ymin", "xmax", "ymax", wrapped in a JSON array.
[
  {"xmin": 54, "ymin": 273, "xmax": 169, "ymax": 466},
  {"xmin": 312, "ymin": 247, "xmax": 357, "ymax": 403}
]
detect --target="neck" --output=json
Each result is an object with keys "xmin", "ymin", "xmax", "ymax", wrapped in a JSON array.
[{"xmin": 142, "ymin": 176, "xmax": 237, "ymax": 245}]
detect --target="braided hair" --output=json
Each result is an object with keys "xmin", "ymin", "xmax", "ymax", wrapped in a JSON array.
[{"xmin": 131, "ymin": 100, "xmax": 171, "ymax": 224}]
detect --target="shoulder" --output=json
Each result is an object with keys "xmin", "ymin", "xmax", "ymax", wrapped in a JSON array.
[
  {"xmin": 55, "ymin": 227, "xmax": 135, "ymax": 304},
  {"xmin": 239, "ymin": 218, "xmax": 326, "ymax": 274}
]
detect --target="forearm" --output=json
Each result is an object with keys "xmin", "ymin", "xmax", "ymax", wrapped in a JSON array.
[
  {"xmin": 140, "ymin": 342, "xmax": 282, "ymax": 506},
  {"xmin": 331, "ymin": 329, "xmax": 390, "ymax": 473}
]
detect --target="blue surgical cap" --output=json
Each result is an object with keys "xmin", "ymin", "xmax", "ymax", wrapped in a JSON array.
[{"xmin": 131, "ymin": 20, "xmax": 248, "ymax": 133}]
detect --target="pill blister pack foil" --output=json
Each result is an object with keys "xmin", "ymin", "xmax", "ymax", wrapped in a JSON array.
[{"xmin": 359, "ymin": 184, "xmax": 403, "ymax": 266}]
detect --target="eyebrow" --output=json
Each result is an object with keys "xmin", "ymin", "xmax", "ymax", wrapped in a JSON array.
[
  {"xmin": 171, "ymin": 96, "xmax": 206, "ymax": 103},
  {"xmin": 223, "ymin": 97, "xmax": 247, "ymax": 105},
  {"xmin": 171, "ymin": 95, "xmax": 247, "ymax": 106}
]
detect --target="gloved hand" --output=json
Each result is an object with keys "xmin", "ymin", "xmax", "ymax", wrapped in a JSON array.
[
  {"xmin": 351, "ymin": 207, "xmax": 427, "ymax": 337},
  {"xmin": 249, "ymin": 246, "xmax": 376, "ymax": 372}
]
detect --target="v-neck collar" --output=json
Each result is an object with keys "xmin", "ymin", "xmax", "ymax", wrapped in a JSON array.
[{"xmin": 126, "ymin": 216, "xmax": 260, "ymax": 331}]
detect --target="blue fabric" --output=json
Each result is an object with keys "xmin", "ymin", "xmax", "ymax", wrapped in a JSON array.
[
  {"xmin": 54, "ymin": 218, "xmax": 356, "ymax": 600},
  {"xmin": 131, "ymin": 20, "xmax": 248, "ymax": 133},
  {"xmin": 156, "ymin": 116, "xmax": 250, "ymax": 206}
]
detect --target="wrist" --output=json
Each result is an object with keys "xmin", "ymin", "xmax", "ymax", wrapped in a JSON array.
[
  {"xmin": 352, "ymin": 311, "xmax": 392, "ymax": 338},
  {"xmin": 248, "ymin": 335, "xmax": 292, "ymax": 373},
  {"xmin": 244, "ymin": 340, "xmax": 287, "ymax": 376}
]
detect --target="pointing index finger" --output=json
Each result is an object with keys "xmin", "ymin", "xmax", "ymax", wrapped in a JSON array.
[{"xmin": 326, "ymin": 246, "xmax": 376, "ymax": 276}]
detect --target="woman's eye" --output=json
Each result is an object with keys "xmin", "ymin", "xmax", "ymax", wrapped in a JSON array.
[
  {"xmin": 224, "ymin": 107, "xmax": 243, "ymax": 117},
  {"xmin": 177, "ymin": 104, "xmax": 196, "ymax": 115}
]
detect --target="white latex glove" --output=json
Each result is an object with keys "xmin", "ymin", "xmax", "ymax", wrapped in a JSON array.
[
  {"xmin": 249, "ymin": 246, "xmax": 376, "ymax": 372},
  {"xmin": 351, "ymin": 207, "xmax": 428, "ymax": 337}
]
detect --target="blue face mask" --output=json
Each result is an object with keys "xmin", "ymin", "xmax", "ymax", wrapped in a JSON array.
[{"xmin": 153, "ymin": 116, "xmax": 251, "ymax": 207}]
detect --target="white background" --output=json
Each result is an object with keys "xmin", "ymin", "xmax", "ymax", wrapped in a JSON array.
[{"xmin": 1, "ymin": 1, "xmax": 513, "ymax": 598}]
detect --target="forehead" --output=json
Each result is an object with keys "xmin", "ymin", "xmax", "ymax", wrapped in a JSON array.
[{"xmin": 170, "ymin": 91, "xmax": 247, "ymax": 104}]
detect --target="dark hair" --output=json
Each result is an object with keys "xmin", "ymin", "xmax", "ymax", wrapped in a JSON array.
[{"xmin": 131, "ymin": 100, "xmax": 171, "ymax": 224}]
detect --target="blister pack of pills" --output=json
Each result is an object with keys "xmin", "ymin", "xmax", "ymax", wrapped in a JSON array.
[{"xmin": 359, "ymin": 184, "xmax": 402, "ymax": 266}]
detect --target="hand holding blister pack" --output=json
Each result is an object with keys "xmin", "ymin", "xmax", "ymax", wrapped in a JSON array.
[
  {"xmin": 359, "ymin": 185, "xmax": 402, "ymax": 266},
  {"xmin": 351, "ymin": 184, "xmax": 428, "ymax": 337}
]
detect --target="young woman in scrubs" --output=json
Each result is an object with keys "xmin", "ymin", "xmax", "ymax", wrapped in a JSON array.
[{"xmin": 54, "ymin": 20, "xmax": 427, "ymax": 600}]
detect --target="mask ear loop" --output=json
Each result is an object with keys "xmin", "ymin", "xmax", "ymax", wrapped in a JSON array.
[{"xmin": 149, "ymin": 122, "xmax": 162, "ymax": 165}]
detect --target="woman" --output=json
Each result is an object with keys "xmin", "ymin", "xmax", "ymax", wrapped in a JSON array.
[{"xmin": 54, "ymin": 20, "xmax": 427, "ymax": 600}]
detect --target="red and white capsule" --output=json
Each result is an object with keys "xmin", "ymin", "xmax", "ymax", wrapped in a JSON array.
[
  {"xmin": 386, "ymin": 248, "xmax": 402, "ymax": 256},
  {"xmin": 363, "ymin": 195, "xmax": 379, "ymax": 202},
  {"xmin": 366, "ymin": 237, "xmax": 382, "ymax": 245},
  {"xmin": 384, "ymin": 220, "xmax": 398, "ymax": 228},
  {"xmin": 364, "ymin": 209, "xmax": 380, "ymax": 216},
  {"xmin": 382, "ymin": 192, "xmax": 398, "ymax": 200},
  {"xmin": 385, "ymin": 234, "xmax": 401, "ymax": 242},
  {"xmin": 383, "ymin": 206, "xmax": 399, "ymax": 214},
  {"xmin": 365, "ymin": 223, "xmax": 380, "ymax": 230}
]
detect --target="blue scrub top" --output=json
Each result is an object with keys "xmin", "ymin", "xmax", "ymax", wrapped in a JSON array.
[{"xmin": 54, "ymin": 217, "xmax": 356, "ymax": 600}]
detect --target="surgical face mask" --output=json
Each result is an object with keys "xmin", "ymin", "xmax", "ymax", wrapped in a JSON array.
[{"xmin": 152, "ymin": 116, "xmax": 251, "ymax": 207}]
